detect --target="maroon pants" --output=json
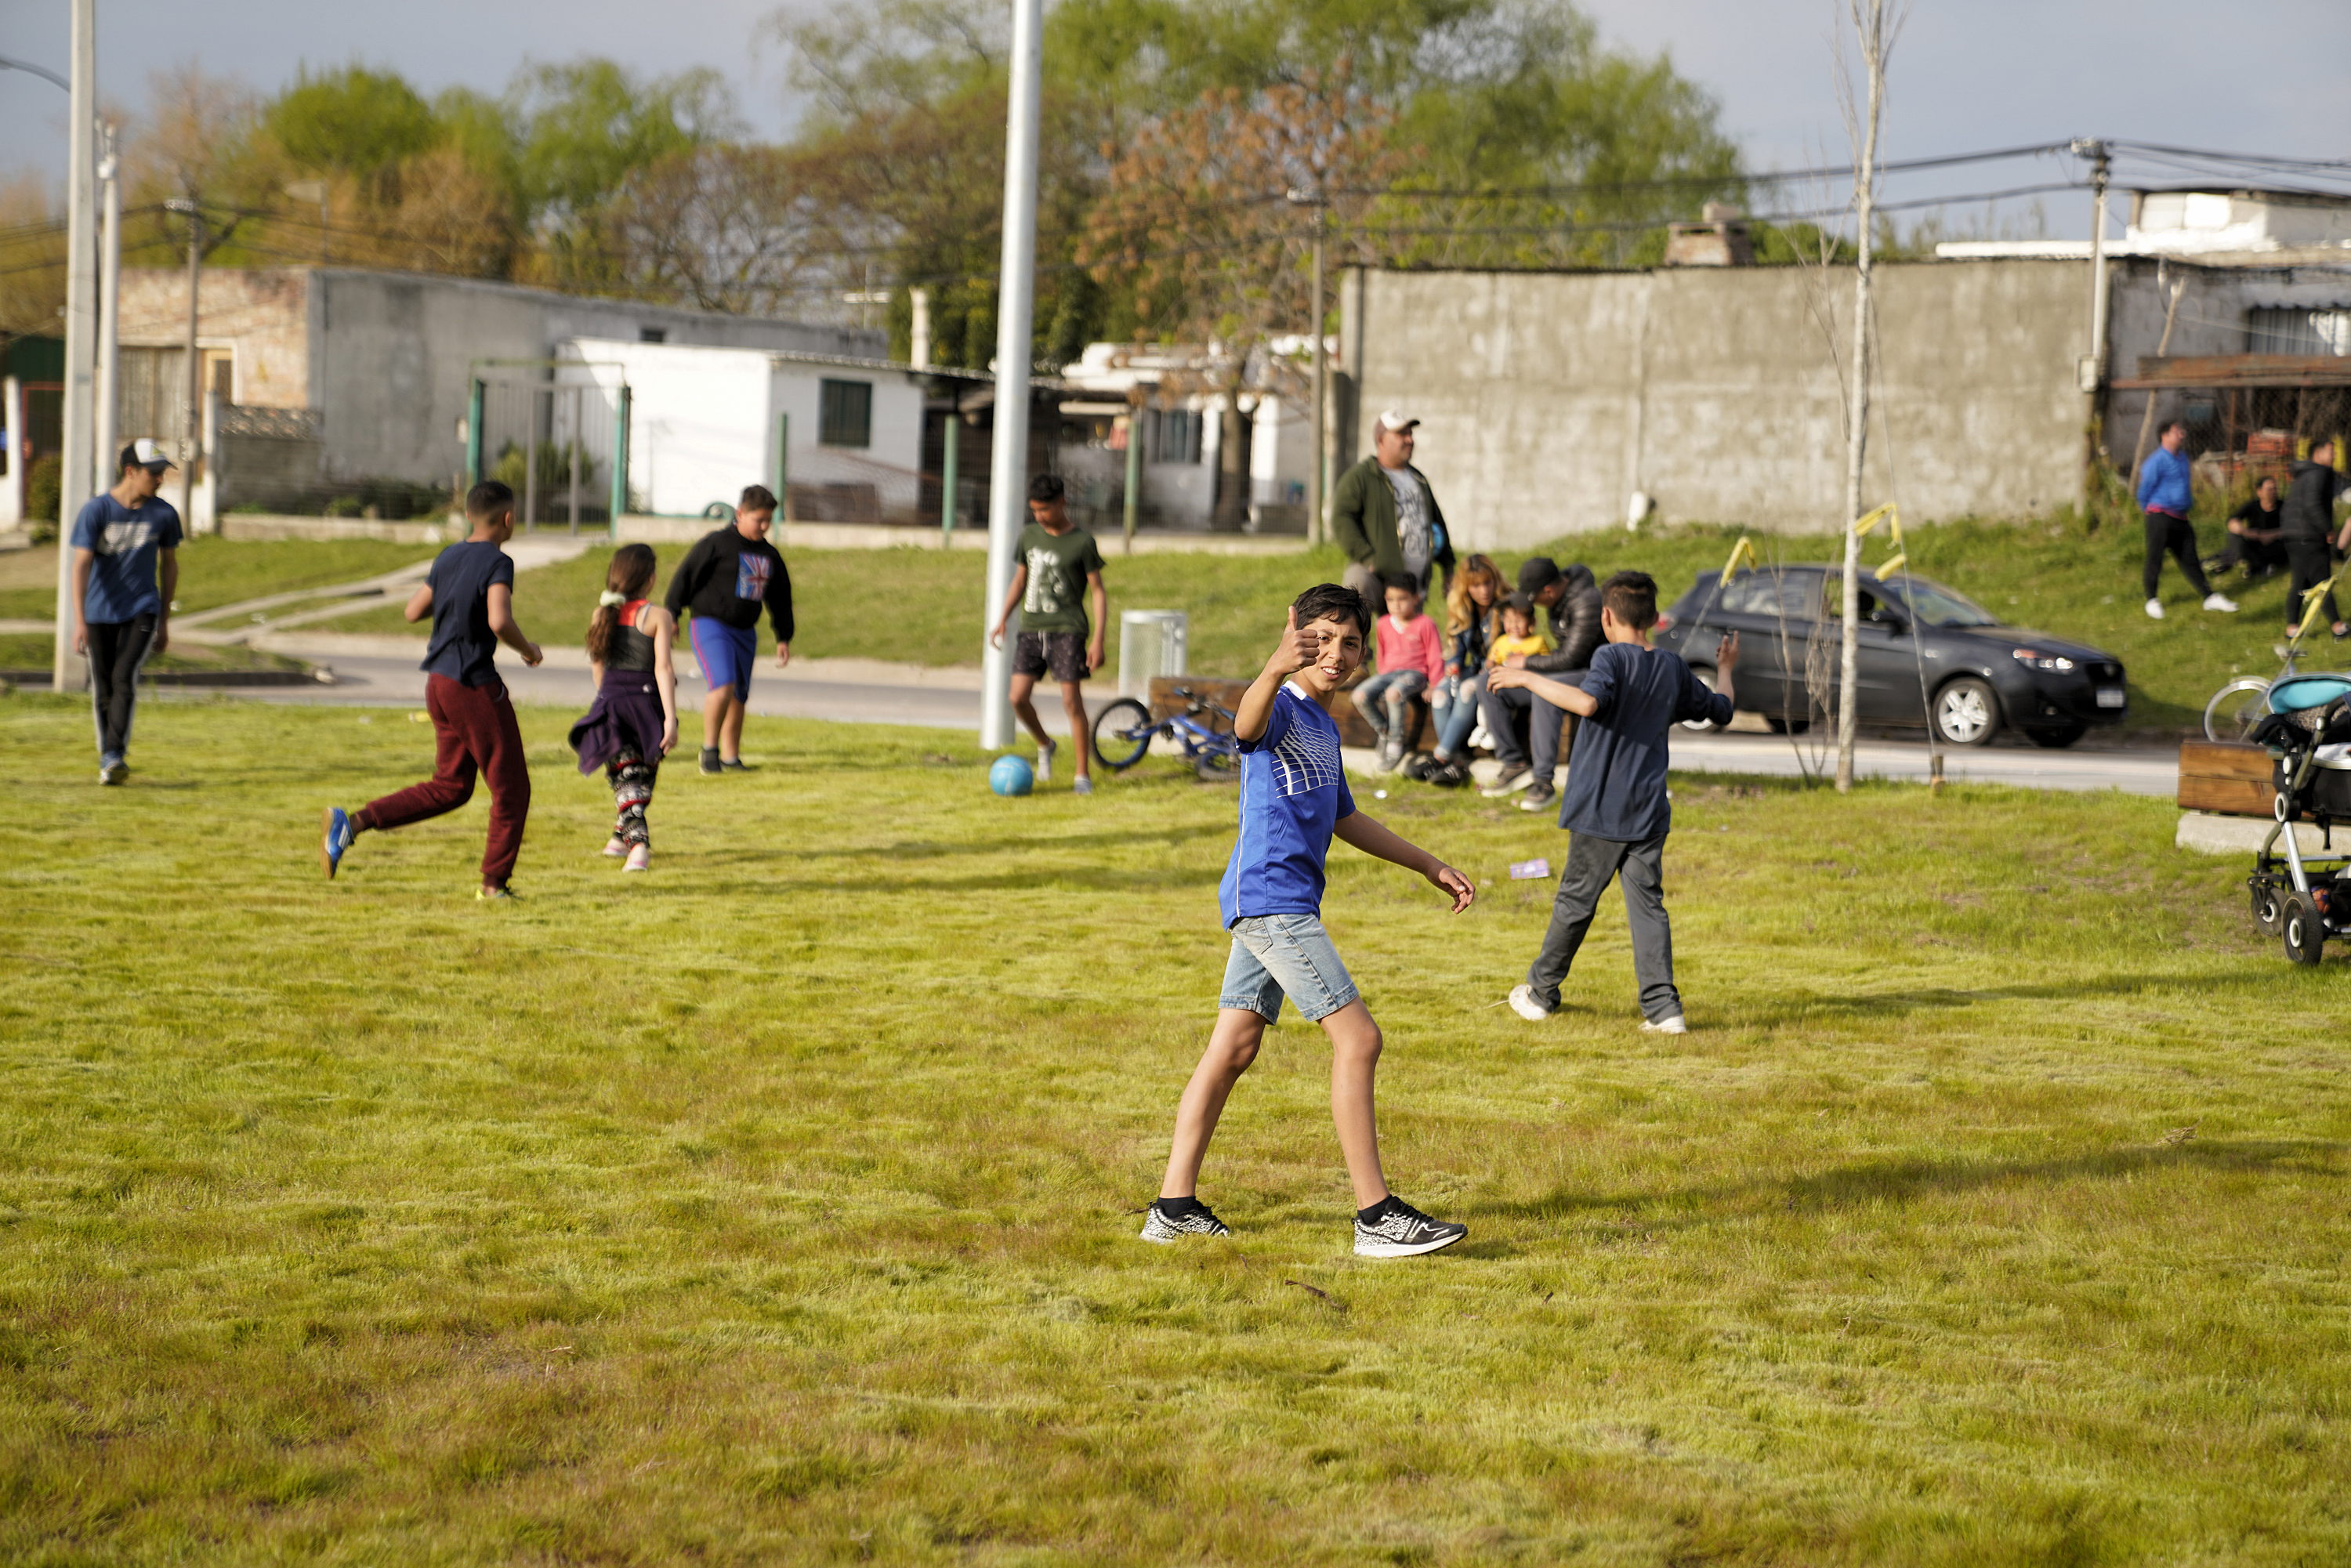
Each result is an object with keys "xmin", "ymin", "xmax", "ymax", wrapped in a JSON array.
[{"xmin": 356, "ymin": 673, "xmax": 531, "ymax": 887}]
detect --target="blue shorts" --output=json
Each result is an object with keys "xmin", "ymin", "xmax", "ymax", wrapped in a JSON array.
[
  {"xmin": 690, "ymin": 618, "xmax": 757, "ymax": 699},
  {"xmin": 1219, "ymin": 912, "xmax": 1359, "ymax": 1023}
]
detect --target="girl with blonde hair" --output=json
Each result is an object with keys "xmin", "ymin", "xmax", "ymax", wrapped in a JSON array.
[{"xmin": 1411, "ymin": 552, "xmax": 1505, "ymax": 787}]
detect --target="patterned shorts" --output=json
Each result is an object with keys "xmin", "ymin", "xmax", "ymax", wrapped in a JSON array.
[{"xmin": 1014, "ymin": 630, "xmax": 1089, "ymax": 683}]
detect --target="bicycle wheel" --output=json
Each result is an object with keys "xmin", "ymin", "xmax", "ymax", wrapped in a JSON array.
[
  {"xmin": 2204, "ymin": 678, "xmax": 2272, "ymax": 744},
  {"xmin": 1194, "ymin": 745, "xmax": 1241, "ymax": 784},
  {"xmin": 1092, "ymin": 698, "xmax": 1155, "ymax": 770}
]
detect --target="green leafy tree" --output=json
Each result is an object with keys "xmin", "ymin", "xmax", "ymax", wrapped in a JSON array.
[{"xmin": 265, "ymin": 65, "xmax": 439, "ymax": 200}]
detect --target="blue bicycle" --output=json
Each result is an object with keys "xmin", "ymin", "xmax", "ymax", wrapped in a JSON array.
[{"xmin": 1092, "ymin": 686, "xmax": 1242, "ymax": 782}]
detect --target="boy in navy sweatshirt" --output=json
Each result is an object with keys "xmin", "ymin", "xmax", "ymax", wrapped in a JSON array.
[{"xmin": 1487, "ymin": 570, "xmax": 1736, "ymax": 1034}]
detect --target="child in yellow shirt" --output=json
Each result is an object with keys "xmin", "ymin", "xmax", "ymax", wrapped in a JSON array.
[{"xmin": 1487, "ymin": 593, "xmax": 1556, "ymax": 666}]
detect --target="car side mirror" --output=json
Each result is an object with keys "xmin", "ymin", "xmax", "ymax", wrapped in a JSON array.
[{"xmin": 1869, "ymin": 607, "xmax": 1907, "ymax": 633}]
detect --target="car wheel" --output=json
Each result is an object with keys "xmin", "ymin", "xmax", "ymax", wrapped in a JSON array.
[
  {"xmin": 2283, "ymin": 892, "xmax": 2326, "ymax": 965},
  {"xmin": 1931, "ymin": 677, "xmax": 2002, "ymax": 748},
  {"xmin": 2251, "ymin": 882, "xmax": 2284, "ymax": 936},
  {"xmin": 1679, "ymin": 667, "xmax": 1722, "ymax": 732},
  {"xmin": 2025, "ymin": 722, "xmax": 2086, "ymax": 749},
  {"xmin": 1764, "ymin": 715, "xmax": 1811, "ymax": 735}
]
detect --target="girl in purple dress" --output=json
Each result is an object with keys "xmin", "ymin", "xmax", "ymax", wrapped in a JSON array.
[{"xmin": 567, "ymin": 545, "xmax": 679, "ymax": 871}]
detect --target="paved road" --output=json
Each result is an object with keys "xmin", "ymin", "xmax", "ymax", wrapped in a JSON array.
[{"xmin": 164, "ymin": 649, "xmax": 2179, "ymax": 795}]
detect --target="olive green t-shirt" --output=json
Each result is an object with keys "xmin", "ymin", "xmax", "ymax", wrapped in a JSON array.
[{"xmin": 1018, "ymin": 523, "xmax": 1106, "ymax": 636}]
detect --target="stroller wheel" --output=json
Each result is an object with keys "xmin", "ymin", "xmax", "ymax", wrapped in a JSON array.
[
  {"xmin": 2251, "ymin": 883, "xmax": 2284, "ymax": 935},
  {"xmin": 2282, "ymin": 893, "xmax": 2327, "ymax": 965}
]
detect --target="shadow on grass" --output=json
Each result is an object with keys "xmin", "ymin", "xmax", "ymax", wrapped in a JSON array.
[
  {"xmin": 1478, "ymin": 1139, "xmax": 2348, "ymax": 1226},
  {"xmin": 1740, "ymin": 972, "xmax": 2269, "ymax": 1024}
]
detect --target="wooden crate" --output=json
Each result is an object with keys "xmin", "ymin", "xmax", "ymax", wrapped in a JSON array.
[{"xmin": 2178, "ymin": 739, "xmax": 2274, "ymax": 817}]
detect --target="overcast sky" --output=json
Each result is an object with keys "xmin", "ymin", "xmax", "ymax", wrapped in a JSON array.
[{"xmin": 2, "ymin": 0, "xmax": 2343, "ymax": 237}]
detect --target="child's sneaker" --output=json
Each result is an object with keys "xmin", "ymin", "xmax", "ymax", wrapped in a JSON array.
[
  {"xmin": 601, "ymin": 835, "xmax": 629, "ymax": 857},
  {"xmin": 1139, "ymin": 1197, "xmax": 1231, "ymax": 1243},
  {"xmin": 1507, "ymin": 983, "xmax": 1552, "ymax": 1021},
  {"xmin": 720, "ymin": 757, "xmax": 753, "ymax": 771},
  {"xmin": 476, "ymin": 885, "xmax": 520, "ymax": 902},
  {"xmin": 100, "ymin": 760, "xmax": 129, "ymax": 786},
  {"xmin": 1639, "ymin": 1014, "xmax": 1688, "ymax": 1035},
  {"xmin": 699, "ymin": 747, "xmax": 723, "ymax": 775},
  {"xmin": 1036, "ymin": 739, "xmax": 1056, "ymax": 784},
  {"xmin": 1377, "ymin": 737, "xmax": 1404, "ymax": 773},
  {"xmin": 623, "ymin": 844, "xmax": 650, "ymax": 873},
  {"xmin": 1353, "ymin": 1196, "xmax": 1467, "ymax": 1258},
  {"xmin": 320, "ymin": 806, "xmax": 354, "ymax": 879},
  {"xmin": 1480, "ymin": 763, "xmax": 1533, "ymax": 797},
  {"xmin": 1072, "ymin": 776, "xmax": 1094, "ymax": 796}
]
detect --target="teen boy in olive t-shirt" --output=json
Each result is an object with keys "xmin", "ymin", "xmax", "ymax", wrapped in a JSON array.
[{"xmin": 990, "ymin": 473, "xmax": 1107, "ymax": 794}]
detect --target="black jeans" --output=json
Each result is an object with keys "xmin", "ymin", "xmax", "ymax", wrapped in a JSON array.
[
  {"xmin": 1480, "ymin": 675, "xmax": 1579, "ymax": 778},
  {"xmin": 1525, "ymin": 831, "xmax": 1680, "ymax": 1022},
  {"xmin": 2288, "ymin": 540, "xmax": 2339, "ymax": 631},
  {"xmin": 2143, "ymin": 511, "xmax": 2213, "ymax": 600},
  {"xmin": 85, "ymin": 614, "xmax": 156, "ymax": 764}
]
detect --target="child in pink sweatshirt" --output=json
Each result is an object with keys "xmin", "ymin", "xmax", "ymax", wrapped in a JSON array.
[{"xmin": 1353, "ymin": 574, "xmax": 1448, "ymax": 772}]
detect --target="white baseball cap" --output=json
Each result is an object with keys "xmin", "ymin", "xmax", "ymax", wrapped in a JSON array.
[
  {"xmin": 121, "ymin": 437, "xmax": 177, "ymax": 473},
  {"xmin": 1375, "ymin": 409, "xmax": 1419, "ymax": 433}
]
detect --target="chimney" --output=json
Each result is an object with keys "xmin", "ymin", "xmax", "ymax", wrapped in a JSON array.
[{"xmin": 1664, "ymin": 204, "xmax": 1754, "ymax": 267}]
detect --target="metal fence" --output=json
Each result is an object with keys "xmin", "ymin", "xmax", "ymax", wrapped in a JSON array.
[{"xmin": 476, "ymin": 375, "xmax": 626, "ymax": 533}]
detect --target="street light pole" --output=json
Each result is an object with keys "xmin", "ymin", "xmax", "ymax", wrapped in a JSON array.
[
  {"xmin": 94, "ymin": 124, "xmax": 121, "ymax": 500},
  {"xmin": 51, "ymin": 0, "xmax": 97, "ymax": 694},
  {"xmin": 979, "ymin": 0, "xmax": 1044, "ymax": 750}
]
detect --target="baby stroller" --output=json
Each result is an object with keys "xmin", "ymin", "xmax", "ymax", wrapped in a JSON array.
[{"xmin": 2246, "ymin": 675, "xmax": 2351, "ymax": 964}]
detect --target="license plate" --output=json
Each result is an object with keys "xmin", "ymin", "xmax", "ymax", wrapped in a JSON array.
[{"xmin": 2096, "ymin": 687, "xmax": 2126, "ymax": 708}]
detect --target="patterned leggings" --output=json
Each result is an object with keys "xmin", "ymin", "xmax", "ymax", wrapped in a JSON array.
[{"xmin": 609, "ymin": 755, "xmax": 657, "ymax": 846}]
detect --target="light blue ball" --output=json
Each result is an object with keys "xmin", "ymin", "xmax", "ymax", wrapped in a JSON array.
[{"xmin": 988, "ymin": 754, "xmax": 1035, "ymax": 797}]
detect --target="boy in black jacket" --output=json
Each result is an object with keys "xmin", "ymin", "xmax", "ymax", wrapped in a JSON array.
[{"xmin": 664, "ymin": 484, "xmax": 794, "ymax": 773}]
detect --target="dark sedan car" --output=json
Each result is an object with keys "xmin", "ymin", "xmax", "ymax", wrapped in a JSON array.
[{"xmin": 1653, "ymin": 565, "xmax": 2128, "ymax": 748}]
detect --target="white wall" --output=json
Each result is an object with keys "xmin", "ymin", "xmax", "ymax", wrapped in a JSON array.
[
  {"xmin": 770, "ymin": 364, "xmax": 926, "ymax": 518},
  {"xmin": 566, "ymin": 339, "xmax": 773, "ymax": 517}
]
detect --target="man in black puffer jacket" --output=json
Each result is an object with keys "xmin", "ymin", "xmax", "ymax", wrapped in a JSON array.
[{"xmin": 1479, "ymin": 557, "xmax": 1603, "ymax": 811}]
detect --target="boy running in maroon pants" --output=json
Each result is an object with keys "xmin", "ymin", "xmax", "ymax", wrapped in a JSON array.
[{"xmin": 319, "ymin": 481, "xmax": 544, "ymax": 898}]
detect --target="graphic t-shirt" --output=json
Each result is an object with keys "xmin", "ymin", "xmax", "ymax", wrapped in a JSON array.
[
  {"xmin": 1018, "ymin": 523, "xmax": 1106, "ymax": 636},
  {"xmin": 71, "ymin": 493, "xmax": 182, "ymax": 622},
  {"xmin": 1219, "ymin": 682, "xmax": 1357, "ymax": 928},
  {"xmin": 1553, "ymin": 642, "xmax": 1733, "ymax": 842},
  {"xmin": 418, "ymin": 540, "xmax": 516, "ymax": 688},
  {"xmin": 1381, "ymin": 465, "xmax": 1433, "ymax": 577}
]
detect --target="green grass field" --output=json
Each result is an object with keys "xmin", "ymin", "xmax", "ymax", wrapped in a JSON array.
[
  {"xmin": 0, "ymin": 539, "xmax": 438, "ymax": 621},
  {"xmin": 334, "ymin": 518, "xmax": 2314, "ymax": 732},
  {"xmin": 3, "ymin": 692, "xmax": 2347, "ymax": 1564}
]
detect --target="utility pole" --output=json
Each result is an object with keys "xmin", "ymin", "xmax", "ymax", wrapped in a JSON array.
[
  {"xmin": 1835, "ymin": 0, "xmax": 1896, "ymax": 795},
  {"xmin": 179, "ymin": 198, "xmax": 204, "ymax": 530},
  {"xmin": 979, "ymin": 0, "xmax": 1045, "ymax": 750},
  {"xmin": 94, "ymin": 123, "xmax": 120, "ymax": 501},
  {"xmin": 2073, "ymin": 138, "xmax": 2114, "ymax": 516},
  {"xmin": 51, "ymin": 0, "xmax": 97, "ymax": 694},
  {"xmin": 1292, "ymin": 189, "xmax": 1328, "ymax": 548}
]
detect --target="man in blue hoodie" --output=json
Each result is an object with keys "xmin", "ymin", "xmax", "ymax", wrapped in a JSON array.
[{"xmin": 2136, "ymin": 419, "xmax": 2236, "ymax": 621}]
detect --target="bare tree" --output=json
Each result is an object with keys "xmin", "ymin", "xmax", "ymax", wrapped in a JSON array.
[
  {"xmin": 1833, "ymin": 0, "xmax": 1906, "ymax": 793},
  {"xmin": 597, "ymin": 145, "xmax": 837, "ymax": 315}
]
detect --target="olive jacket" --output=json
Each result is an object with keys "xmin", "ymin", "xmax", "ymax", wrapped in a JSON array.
[{"xmin": 1331, "ymin": 456, "xmax": 1457, "ymax": 581}]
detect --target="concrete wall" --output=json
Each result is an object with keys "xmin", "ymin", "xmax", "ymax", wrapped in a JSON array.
[
  {"xmin": 118, "ymin": 269, "xmax": 310, "ymax": 408},
  {"xmin": 1341, "ymin": 259, "xmax": 2091, "ymax": 545}
]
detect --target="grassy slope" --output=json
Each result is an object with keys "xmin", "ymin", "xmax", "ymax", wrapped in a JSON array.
[
  {"xmin": 335, "ymin": 520, "xmax": 2307, "ymax": 730},
  {"xmin": 0, "ymin": 539, "xmax": 440, "ymax": 621},
  {"xmin": 2, "ymin": 694, "xmax": 2347, "ymax": 1564}
]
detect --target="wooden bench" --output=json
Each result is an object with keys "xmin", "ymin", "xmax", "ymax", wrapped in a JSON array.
[{"xmin": 2179, "ymin": 739, "xmax": 2273, "ymax": 817}]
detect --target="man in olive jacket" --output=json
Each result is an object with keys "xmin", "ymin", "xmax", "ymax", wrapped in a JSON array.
[{"xmin": 1331, "ymin": 408, "xmax": 1456, "ymax": 626}]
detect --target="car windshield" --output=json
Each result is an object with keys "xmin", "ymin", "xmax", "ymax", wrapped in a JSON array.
[{"xmin": 1878, "ymin": 575, "xmax": 2000, "ymax": 628}]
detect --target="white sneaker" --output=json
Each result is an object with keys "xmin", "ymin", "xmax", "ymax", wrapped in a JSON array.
[
  {"xmin": 601, "ymin": 835, "xmax": 628, "ymax": 857},
  {"xmin": 1639, "ymin": 1015, "xmax": 1688, "ymax": 1035},
  {"xmin": 1507, "ymin": 983, "xmax": 1552, "ymax": 1022},
  {"xmin": 623, "ymin": 844, "xmax": 650, "ymax": 872},
  {"xmin": 2204, "ymin": 592, "xmax": 2238, "ymax": 613},
  {"xmin": 2145, "ymin": 598, "xmax": 2165, "ymax": 620},
  {"xmin": 1072, "ymin": 776, "xmax": 1093, "ymax": 796},
  {"xmin": 1036, "ymin": 739, "xmax": 1055, "ymax": 784}
]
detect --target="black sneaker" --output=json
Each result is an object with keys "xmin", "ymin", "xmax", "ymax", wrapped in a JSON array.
[
  {"xmin": 1519, "ymin": 781, "xmax": 1557, "ymax": 812},
  {"xmin": 1353, "ymin": 1197, "xmax": 1467, "ymax": 1258},
  {"xmin": 1139, "ymin": 1197, "xmax": 1232, "ymax": 1244},
  {"xmin": 699, "ymin": 747, "xmax": 723, "ymax": 775},
  {"xmin": 720, "ymin": 758, "xmax": 754, "ymax": 771}
]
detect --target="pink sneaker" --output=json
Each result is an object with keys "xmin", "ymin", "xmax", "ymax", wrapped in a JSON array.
[{"xmin": 623, "ymin": 844, "xmax": 650, "ymax": 873}]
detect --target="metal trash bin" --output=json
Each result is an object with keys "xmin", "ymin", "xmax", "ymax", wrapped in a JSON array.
[{"xmin": 1119, "ymin": 610, "xmax": 1187, "ymax": 697}]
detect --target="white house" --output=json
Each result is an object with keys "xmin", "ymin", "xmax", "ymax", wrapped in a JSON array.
[{"xmin": 561, "ymin": 338, "xmax": 928, "ymax": 522}]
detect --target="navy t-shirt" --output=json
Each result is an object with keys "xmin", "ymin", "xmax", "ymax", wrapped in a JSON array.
[
  {"xmin": 418, "ymin": 540, "xmax": 516, "ymax": 687},
  {"xmin": 1554, "ymin": 642, "xmax": 1732, "ymax": 842},
  {"xmin": 71, "ymin": 493, "xmax": 182, "ymax": 622},
  {"xmin": 1219, "ymin": 683, "xmax": 1357, "ymax": 927}
]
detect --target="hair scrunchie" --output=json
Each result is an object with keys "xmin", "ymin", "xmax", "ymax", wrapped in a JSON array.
[{"xmin": 597, "ymin": 589, "xmax": 627, "ymax": 607}]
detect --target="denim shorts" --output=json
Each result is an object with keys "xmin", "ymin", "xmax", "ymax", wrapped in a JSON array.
[{"xmin": 1219, "ymin": 912, "xmax": 1359, "ymax": 1023}]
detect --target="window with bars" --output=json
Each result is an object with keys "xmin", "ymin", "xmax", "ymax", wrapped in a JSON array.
[
  {"xmin": 2248, "ymin": 306, "xmax": 2351, "ymax": 357},
  {"xmin": 1145, "ymin": 407, "xmax": 1202, "ymax": 464},
  {"xmin": 818, "ymin": 378, "xmax": 872, "ymax": 447}
]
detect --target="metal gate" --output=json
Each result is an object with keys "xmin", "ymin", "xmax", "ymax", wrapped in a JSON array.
[{"xmin": 468, "ymin": 364, "xmax": 631, "ymax": 536}]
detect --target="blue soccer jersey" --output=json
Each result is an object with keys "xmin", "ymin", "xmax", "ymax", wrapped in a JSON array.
[{"xmin": 1218, "ymin": 683, "xmax": 1357, "ymax": 928}]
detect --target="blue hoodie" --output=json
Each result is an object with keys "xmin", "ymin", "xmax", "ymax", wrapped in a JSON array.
[{"xmin": 2137, "ymin": 445, "xmax": 2192, "ymax": 516}]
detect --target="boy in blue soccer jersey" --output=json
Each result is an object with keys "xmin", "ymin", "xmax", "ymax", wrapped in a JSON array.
[{"xmin": 1142, "ymin": 583, "xmax": 1478, "ymax": 1258}]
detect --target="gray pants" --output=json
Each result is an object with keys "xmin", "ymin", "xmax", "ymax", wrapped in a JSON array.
[{"xmin": 1526, "ymin": 831, "xmax": 1679, "ymax": 1022}]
